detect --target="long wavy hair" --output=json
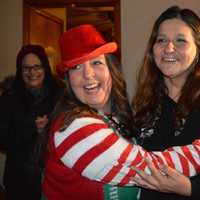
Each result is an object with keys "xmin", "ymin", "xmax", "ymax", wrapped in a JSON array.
[{"xmin": 132, "ymin": 6, "xmax": 200, "ymax": 128}]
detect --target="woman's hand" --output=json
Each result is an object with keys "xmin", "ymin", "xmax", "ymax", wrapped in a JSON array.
[
  {"xmin": 35, "ymin": 115, "xmax": 48, "ymax": 133},
  {"xmin": 132, "ymin": 158, "xmax": 192, "ymax": 196}
]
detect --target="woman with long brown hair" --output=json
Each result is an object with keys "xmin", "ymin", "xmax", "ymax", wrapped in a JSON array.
[{"xmin": 132, "ymin": 5, "xmax": 200, "ymax": 200}]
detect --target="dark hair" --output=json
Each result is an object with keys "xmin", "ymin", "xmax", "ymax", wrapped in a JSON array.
[
  {"xmin": 14, "ymin": 44, "xmax": 52, "ymax": 91},
  {"xmin": 132, "ymin": 6, "xmax": 200, "ymax": 128},
  {"xmin": 12, "ymin": 44, "xmax": 64, "ymax": 109}
]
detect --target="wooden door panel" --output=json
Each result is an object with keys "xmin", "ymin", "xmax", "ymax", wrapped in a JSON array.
[
  {"xmin": 24, "ymin": 0, "xmax": 121, "ymax": 58},
  {"xmin": 23, "ymin": 4, "xmax": 63, "ymax": 63}
]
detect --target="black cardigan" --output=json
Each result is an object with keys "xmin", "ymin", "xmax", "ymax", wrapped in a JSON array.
[
  {"xmin": 138, "ymin": 95, "xmax": 200, "ymax": 200},
  {"xmin": 0, "ymin": 87, "xmax": 62, "ymax": 200}
]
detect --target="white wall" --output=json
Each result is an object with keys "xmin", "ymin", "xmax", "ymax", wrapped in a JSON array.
[
  {"xmin": 121, "ymin": 0, "xmax": 200, "ymax": 99},
  {"xmin": 0, "ymin": 0, "xmax": 23, "ymax": 80}
]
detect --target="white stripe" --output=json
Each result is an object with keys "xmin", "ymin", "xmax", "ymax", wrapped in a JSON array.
[
  {"xmin": 111, "ymin": 165, "xmax": 133, "ymax": 185},
  {"xmin": 94, "ymin": 145, "xmax": 141, "ymax": 184},
  {"xmin": 127, "ymin": 172, "xmax": 143, "ymax": 186},
  {"xmin": 82, "ymin": 138, "xmax": 130, "ymax": 179},
  {"xmin": 171, "ymin": 146, "xmax": 185, "ymax": 156},
  {"xmin": 187, "ymin": 145, "xmax": 200, "ymax": 165},
  {"xmin": 109, "ymin": 146, "xmax": 138, "ymax": 185},
  {"xmin": 188, "ymin": 161, "xmax": 196, "ymax": 176},
  {"xmin": 136, "ymin": 146, "xmax": 146, "ymax": 157},
  {"xmin": 61, "ymin": 128, "xmax": 113, "ymax": 168},
  {"xmin": 127, "ymin": 145, "xmax": 140, "ymax": 166},
  {"xmin": 54, "ymin": 117, "xmax": 104, "ymax": 147},
  {"xmin": 110, "ymin": 158, "xmax": 148, "ymax": 186},
  {"xmin": 172, "ymin": 145, "xmax": 200, "ymax": 175},
  {"xmin": 93, "ymin": 162, "xmax": 116, "ymax": 182},
  {"xmin": 169, "ymin": 151, "xmax": 183, "ymax": 173},
  {"xmin": 143, "ymin": 165, "xmax": 151, "ymax": 175},
  {"xmin": 150, "ymin": 152, "xmax": 168, "ymax": 166},
  {"xmin": 173, "ymin": 144, "xmax": 200, "ymax": 165}
]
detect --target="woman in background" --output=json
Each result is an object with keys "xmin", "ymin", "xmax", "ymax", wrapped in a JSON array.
[{"xmin": 0, "ymin": 44, "xmax": 64, "ymax": 200}]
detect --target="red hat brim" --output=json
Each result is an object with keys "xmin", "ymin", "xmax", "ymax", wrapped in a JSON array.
[{"xmin": 62, "ymin": 42, "xmax": 117, "ymax": 70}]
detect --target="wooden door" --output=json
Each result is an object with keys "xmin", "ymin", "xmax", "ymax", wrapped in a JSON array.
[
  {"xmin": 23, "ymin": 3, "xmax": 64, "ymax": 70},
  {"xmin": 24, "ymin": 0, "xmax": 121, "ymax": 58},
  {"xmin": 66, "ymin": 2, "xmax": 120, "ymax": 57}
]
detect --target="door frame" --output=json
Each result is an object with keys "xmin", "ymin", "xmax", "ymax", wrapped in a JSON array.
[{"xmin": 23, "ymin": 0, "xmax": 121, "ymax": 57}]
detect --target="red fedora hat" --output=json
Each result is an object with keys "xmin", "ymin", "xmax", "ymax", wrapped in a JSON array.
[{"xmin": 56, "ymin": 24, "xmax": 117, "ymax": 78}]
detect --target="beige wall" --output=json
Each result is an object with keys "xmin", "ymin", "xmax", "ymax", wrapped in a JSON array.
[
  {"xmin": 0, "ymin": 0, "xmax": 23, "ymax": 80},
  {"xmin": 0, "ymin": 0, "xmax": 23, "ymax": 186},
  {"xmin": 121, "ymin": 0, "xmax": 200, "ymax": 99},
  {"xmin": 42, "ymin": 8, "xmax": 67, "ymax": 30}
]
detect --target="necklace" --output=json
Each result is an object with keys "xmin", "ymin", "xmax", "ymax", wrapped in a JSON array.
[{"xmin": 99, "ymin": 112, "xmax": 125, "ymax": 137}]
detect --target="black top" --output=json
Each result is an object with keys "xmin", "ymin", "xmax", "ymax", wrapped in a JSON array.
[
  {"xmin": 137, "ymin": 95, "xmax": 200, "ymax": 200},
  {"xmin": 0, "ymin": 87, "xmax": 62, "ymax": 200}
]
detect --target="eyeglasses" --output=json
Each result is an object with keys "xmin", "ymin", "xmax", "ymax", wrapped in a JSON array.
[{"xmin": 22, "ymin": 64, "xmax": 43, "ymax": 73}]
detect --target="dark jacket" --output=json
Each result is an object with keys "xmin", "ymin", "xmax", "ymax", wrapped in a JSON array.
[
  {"xmin": 137, "ymin": 95, "xmax": 200, "ymax": 200},
  {"xmin": 0, "ymin": 86, "xmax": 63, "ymax": 200}
]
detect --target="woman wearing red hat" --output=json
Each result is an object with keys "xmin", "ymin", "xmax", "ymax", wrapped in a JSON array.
[{"xmin": 39, "ymin": 25, "xmax": 200, "ymax": 200}]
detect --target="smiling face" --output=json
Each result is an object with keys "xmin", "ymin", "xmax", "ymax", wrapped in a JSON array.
[
  {"xmin": 22, "ymin": 53, "xmax": 45, "ymax": 90},
  {"xmin": 153, "ymin": 18, "xmax": 197, "ymax": 83},
  {"xmin": 68, "ymin": 54, "xmax": 112, "ymax": 112}
]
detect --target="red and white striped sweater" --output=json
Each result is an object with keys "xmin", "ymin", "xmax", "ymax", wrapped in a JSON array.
[{"xmin": 48, "ymin": 115, "xmax": 200, "ymax": 186}]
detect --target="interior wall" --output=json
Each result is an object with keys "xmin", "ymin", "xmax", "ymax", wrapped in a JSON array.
[
  {"xmin": 42, "ymin": 8, "xmax": 66, "ymax": 30},
  {"xmin": 0, "ymin": 0, "xmax": 23, "ymax": 80},
  {"xmin": 121, "ymin": 0, "xmax": 200, "ymax": 99},
  {"xmin": 0, "ymin": 0, "xmax": 23, "ymax": 186}
]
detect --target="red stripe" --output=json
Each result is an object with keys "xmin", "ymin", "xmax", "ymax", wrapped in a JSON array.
[
  {"xmin": 129, "ymin": 146, "xmax": 143, "ymax": 167},
  {"xmin": 178, "ymin": 153, "xmax": 189, "ymax": 176},
  {"xmin": 137, "ymin": 158, "xmax": 148, "ymax": 171},
  {"xmin": 181, "ymin": 146, "xmax": 199, "ymax": 172},
  {"xmin": 148, "ymin": 153, "xmax": 164, "ymax": 170},
  {"xmin": 100, "ymin": 143, "xmax": 133, "ymax": 183},
  {"xmin": 118, "ymin": 147, "xmax": 144, "ymax": 185},
  {"xmin": 145, "ymin": 153, "xmax": 160, "ymax": 170},
  {"xmin": 118, "ymin": 169, "xmax": 137, "ymax": 186},
  {"xmin": 193, "ymin": 142, "xmax": 200, "ymax": 172},
  {"xmin": 120, "ymin": 159, "xmax": 148, "ymax": 186},
  {"xmin": 191, "ymin": 140, "xmax": 200, "ymax": 156},
  {"xmin": 73, "ymin": 133, "xmax": 119, "ymax": 173},
  {"xmin": 120, "ymin": 160, "xmax": 148, "ymax": 186},
  {"xmin": 56, "ymin": 123, "xmax": 108, "ymax": 157},
  {"xmin": 120, "ymin": 151, "xmax": 163, "ymax": 186},
  {"xmin": 162, "ymin": 151, "xmax": 175, "ymax": 169}
]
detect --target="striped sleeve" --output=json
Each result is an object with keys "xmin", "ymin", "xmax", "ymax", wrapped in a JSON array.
[{"xmin": 53, "ymin": 116, "xmax": 200, "ymax": 186}]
